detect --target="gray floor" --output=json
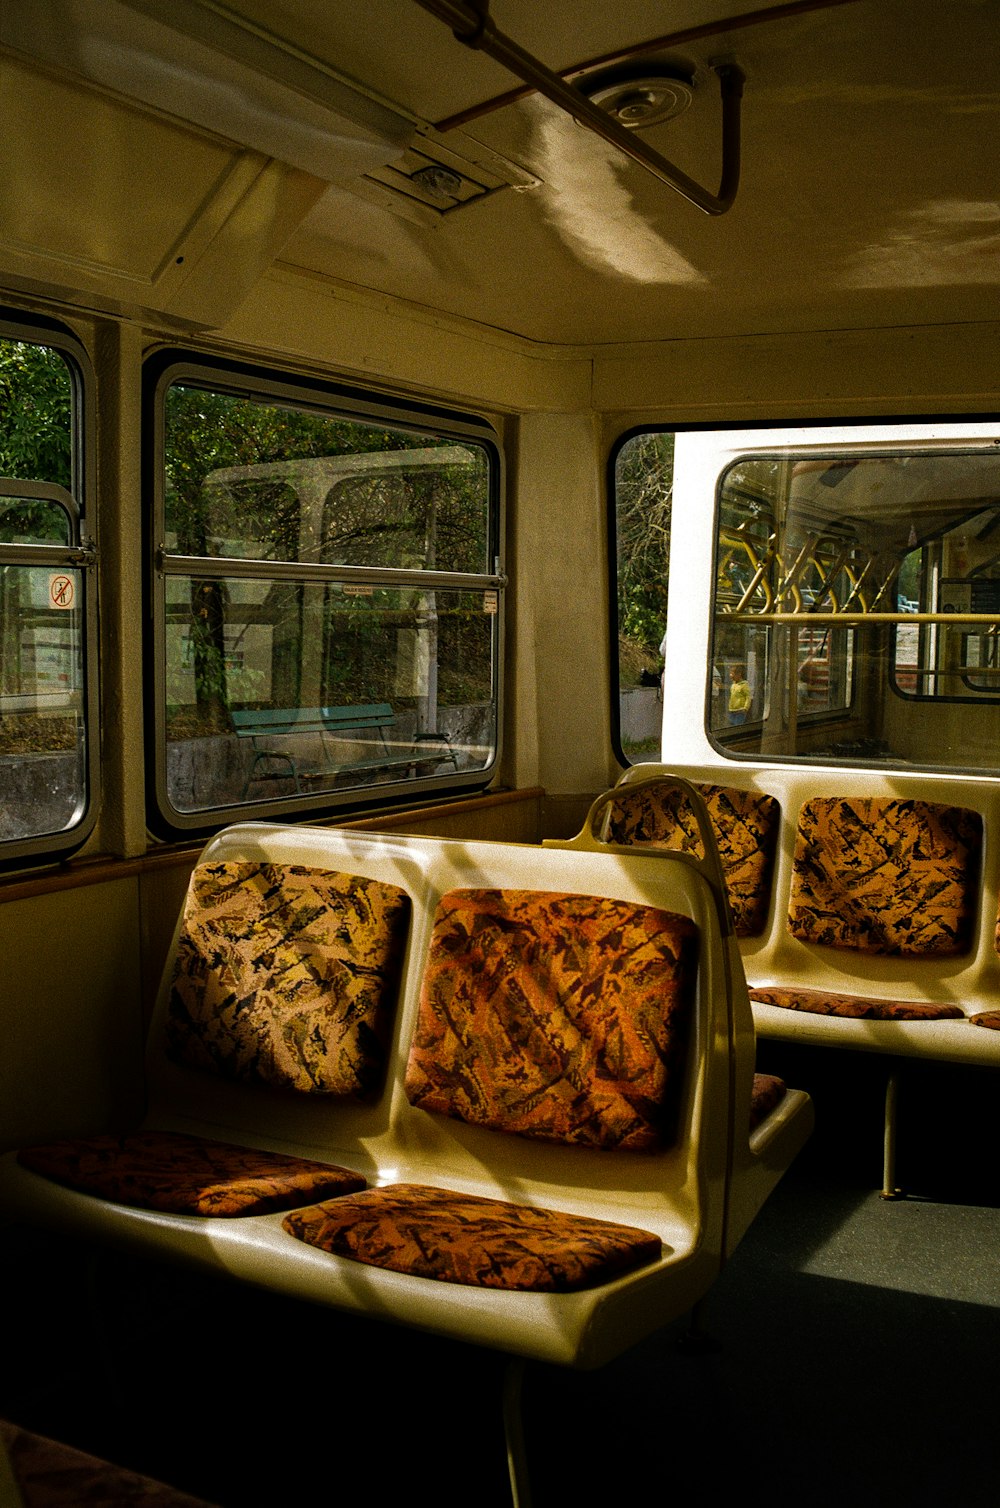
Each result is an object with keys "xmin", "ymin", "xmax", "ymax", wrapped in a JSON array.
[
  {"xmin": 3, "ymin": 1047, "xmax": 999, "ymax": 1505},
  {"xmin": 537, "ymin": 1171, "xmax": 1000, "ymax": 1507}
]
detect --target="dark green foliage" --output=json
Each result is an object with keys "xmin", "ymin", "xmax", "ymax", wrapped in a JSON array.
[
  {"xmin": 0, "ymin": 340, "xmax": 72, "ymax": 489},
  {"xmin": 164, "ymin": 383, "xmax": 491, "ymax": 718},
  {"xmin": 615, "ymin": 432, "xmax": 673, "ymax": 671}
]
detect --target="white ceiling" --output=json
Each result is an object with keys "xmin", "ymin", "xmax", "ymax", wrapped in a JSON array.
[{"xmin": 2, "ymin": 0, "xmax": 998, "ymax": 345}]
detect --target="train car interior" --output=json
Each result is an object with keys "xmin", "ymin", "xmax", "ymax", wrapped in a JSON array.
[{"xmin": 1, "ymin": 2, "xmax": 998, "ymax": 1503}]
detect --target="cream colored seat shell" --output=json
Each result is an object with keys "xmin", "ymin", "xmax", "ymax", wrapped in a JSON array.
[{"xmin": 0, "ymin": 821, "xmax": 785, "ymax": 1371}]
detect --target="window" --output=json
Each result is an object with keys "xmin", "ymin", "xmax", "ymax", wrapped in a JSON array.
[
  {"xmin": 148, "ymin": 356, "xmax": 502, "ymax": 832},
  {"xmin": 710, "ymin": 436, "xmax": 1000, "ymax": 774},
  {"xmin": 610, "ymin": 431, "xmax": 673, "ymax": 764},
  {"xmin": 0, "ymin": 321, "xmax": 97, "ymax": 860}
]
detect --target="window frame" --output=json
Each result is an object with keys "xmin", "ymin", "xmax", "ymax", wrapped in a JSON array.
[
  {"xmin": 708, "ymin": 440, "xmax": 1000, "ymax": 768},
  {"xmin": 610, "ymin": 415, "xmax": 1000, "ymax": 779},
  {"xmin": 144, "ymin": 349, "xmax": 504, "ymax": 837},
  {"xmin": 0, "ymin": 311, "xmax": 99, "ymax": 864},
  {"xmin": 888, "ymin": 517, "xmax": 1000, "ymax": 706}
]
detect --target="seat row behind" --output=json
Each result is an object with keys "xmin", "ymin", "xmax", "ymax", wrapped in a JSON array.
[{"xmin": 598, "ymin": 764, "xmax": 1000, "ymax": 1194}]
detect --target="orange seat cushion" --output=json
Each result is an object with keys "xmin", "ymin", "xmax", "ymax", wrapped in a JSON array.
[
  {"xmin": 405, "ymin": 888, "xmax": 697, "ymax": 1151},
  {"xmin": 605, "ymin": 782, "xmax": 780, "ymax": 937},
  {"xmin": 166, "ymin": 861, "xmax": 410, "ymax": 1096},
  {"xmin": 17, "ymin": 1130, "xmax": 366, "ymax": 1216},
  {"xmin": 0, "ymin": 1419, "xmax": 214, "ymax": 1508},
  {"xmin": 749, "ymin": 1072, "xmax": 787, "ymax": 1130},
  {"xmin": 787, "ymin": 797, "xmax": 981, "ymax": 956},
  {"xmin": 750, "ymin": 986, "xmax": 963, "ymax": 1021},
  {"xmin": 283, "ymin": 1183, "xmax": 662, "ymax": 1292}
]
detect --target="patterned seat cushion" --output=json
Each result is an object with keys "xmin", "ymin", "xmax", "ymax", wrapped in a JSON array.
[
  {"xmin": 969, "ymin": 1011, "xmax": 1000, "ymax": 1030},
  {"xmin": 0, "ymin": 1419, "xmax": 215, "ymax": 1507},
  {"xmin": 283, "ymin": 1183, "xmax": 662, "ymax": 1292},
  {"xmin": 17, "ymin": 1130, "xmax": 366, "ymax": 1216},
  {"xmin": 787, "ymin": 798, "xmax": 982, "ymax": 956},
  {"xmin": 166, "ymin": 862, "xmax": 410, "ymax": 1095},
  {"xmin": 404, "ymin": 888, "xmax": 697, "ymax": 1151},
  {"xmin": 604, "ymin": 782, "xmax": 779, "ymax": 937},
  {"xmin": 750, "ymin": 986, "xmax": 963, "ymax": 1021},
  {"xmin": 749, "ymin": 1072, "xmax": 787, "ymax": 1130}
]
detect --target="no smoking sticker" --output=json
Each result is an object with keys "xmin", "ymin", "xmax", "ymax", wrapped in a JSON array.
[{"xmin": 49, "ymin": 574, "xmax": 75, "ymax": 609}]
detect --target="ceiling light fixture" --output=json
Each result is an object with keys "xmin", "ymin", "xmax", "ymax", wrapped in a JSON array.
[
  {"xmin": 413, "ymin": 0, "xmax": 744, "ymax": 215},
  {"xmin": 582, "ymin": 70, "xmax": 694, "ymax": 129}
]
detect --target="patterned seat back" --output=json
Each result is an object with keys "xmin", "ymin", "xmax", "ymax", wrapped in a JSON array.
[
  {"xmin": 165, "ymin": 861, "xmax": 410, "ymax": 1095},
  {"xmin": 404, "ymin": 887, "xmax": 697, "ymax": 1150},
  {"xmin": 787, "ymin": 797, "xmax": 982, "ymax": 956},
  {"xmin": 604, "ymin": 781, "xmax": 779, "ymax": 937}
]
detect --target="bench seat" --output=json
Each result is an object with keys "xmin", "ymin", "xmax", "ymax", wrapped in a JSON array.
[
  {"xmin": 749, "ymin": 987, "xmax": 964, "ymax": 1022},
  {"xmin": 0, "ymin": 811, "xmax": 812, "ymax": 1505},
  {"xmin": 750, "ymin": 994, "xmax": 1000, "ymax": 1066},
  {"xmin": 607, "ymin": 764, "xmax": 1000, "ymax": 1195}
]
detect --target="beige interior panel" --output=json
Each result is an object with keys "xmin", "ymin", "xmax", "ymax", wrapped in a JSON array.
[
  {"xmin": 0, "ymin": 55, "xmax": 239, "ymax": 284},
  {"xmin": 0, "ymin": 880, "xmax": 144, "ymax": 1149}
]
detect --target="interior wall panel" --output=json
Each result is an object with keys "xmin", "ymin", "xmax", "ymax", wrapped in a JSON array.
[{"xmin": 0, "ymin": 880, "xmax": 145, "ymax": 1151}]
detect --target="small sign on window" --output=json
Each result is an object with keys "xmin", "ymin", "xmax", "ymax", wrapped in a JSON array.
[{"xmin": 49, "ymin": 574, "xmax": 75, "ymax": 609}]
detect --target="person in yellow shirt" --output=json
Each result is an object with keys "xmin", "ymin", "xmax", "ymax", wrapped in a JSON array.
[{"xmin": 728, "ymin": 663, "xmax": 752, "ymax": 725}]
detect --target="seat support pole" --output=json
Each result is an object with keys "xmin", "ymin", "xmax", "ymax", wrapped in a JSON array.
[
  {"xmin": 503, "ymin": 1357, "xmax": 532, "ymax": 1508},
  {"xmin": 677, "ymin": 1296, "xmax": 720, "ymax": 1353},
  {"xmin": 881, "ymin": 1061, "xmax": 903, "ymax": 1200}
]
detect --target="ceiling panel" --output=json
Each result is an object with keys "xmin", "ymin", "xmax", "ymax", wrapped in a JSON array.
[
  {"xmin": 1, "ymin": 1, "xmax": 996, "ymax": 346},
  {"xmin": 0, "ymin": 54, "xmax": 241, "ymax": 284},
  {"xmin": 276, "ymin": 0, "xmax": 1000, "ymax": 343}
]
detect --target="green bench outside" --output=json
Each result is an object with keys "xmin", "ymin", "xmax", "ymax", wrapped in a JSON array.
[{"xmin": 231, "ymin": 703, "xmax": 457, "ymax": 795}]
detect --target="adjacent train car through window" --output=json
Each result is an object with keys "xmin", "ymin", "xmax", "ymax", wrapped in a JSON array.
[
  {"xmin": 615, "ymin": 421, "xmax": 1000, "ymax": 779},
  {"xmin": 146, "ymin": 354, "xmax": 503, "ymax": 835}
]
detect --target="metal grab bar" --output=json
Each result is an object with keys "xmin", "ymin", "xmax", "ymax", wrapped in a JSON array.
[{"xmin": 413, "ymin": 0, "xmax": 745, "ymax": 215}]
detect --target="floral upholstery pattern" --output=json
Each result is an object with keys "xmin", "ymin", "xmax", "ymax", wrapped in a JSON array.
[
  {"xmin": 787, "ymin": 798, "xmax": 981, "ymax": 955},
  {"xmin": 604, "ymin": 782, "xmax": 779, "ymax": 937},
  {"xmin": 404, "ymin": 888, "xmax": 697, "ymax": 1151},
  {"xmin": 969, "ymin": 1011, "xmax": 1000, "ymax": 1030},
  {"xmin": 749, "ymin": 1072, "xmax": 787, "ymax": 1130},
  {"xmin": 282, "ymin": 1182, "xmax": 662, "ymax": 1291},
  {"xmin": 750, "ymin": 986, "xmax": 963, "ymax": 1021},
  {"xmin": 17, "ymin": 1130, "xmax": 366, "ymax": 1216},
  {"xmin": 166, "ymin": 862, "xmax": 410, "ymax": 1095}
]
